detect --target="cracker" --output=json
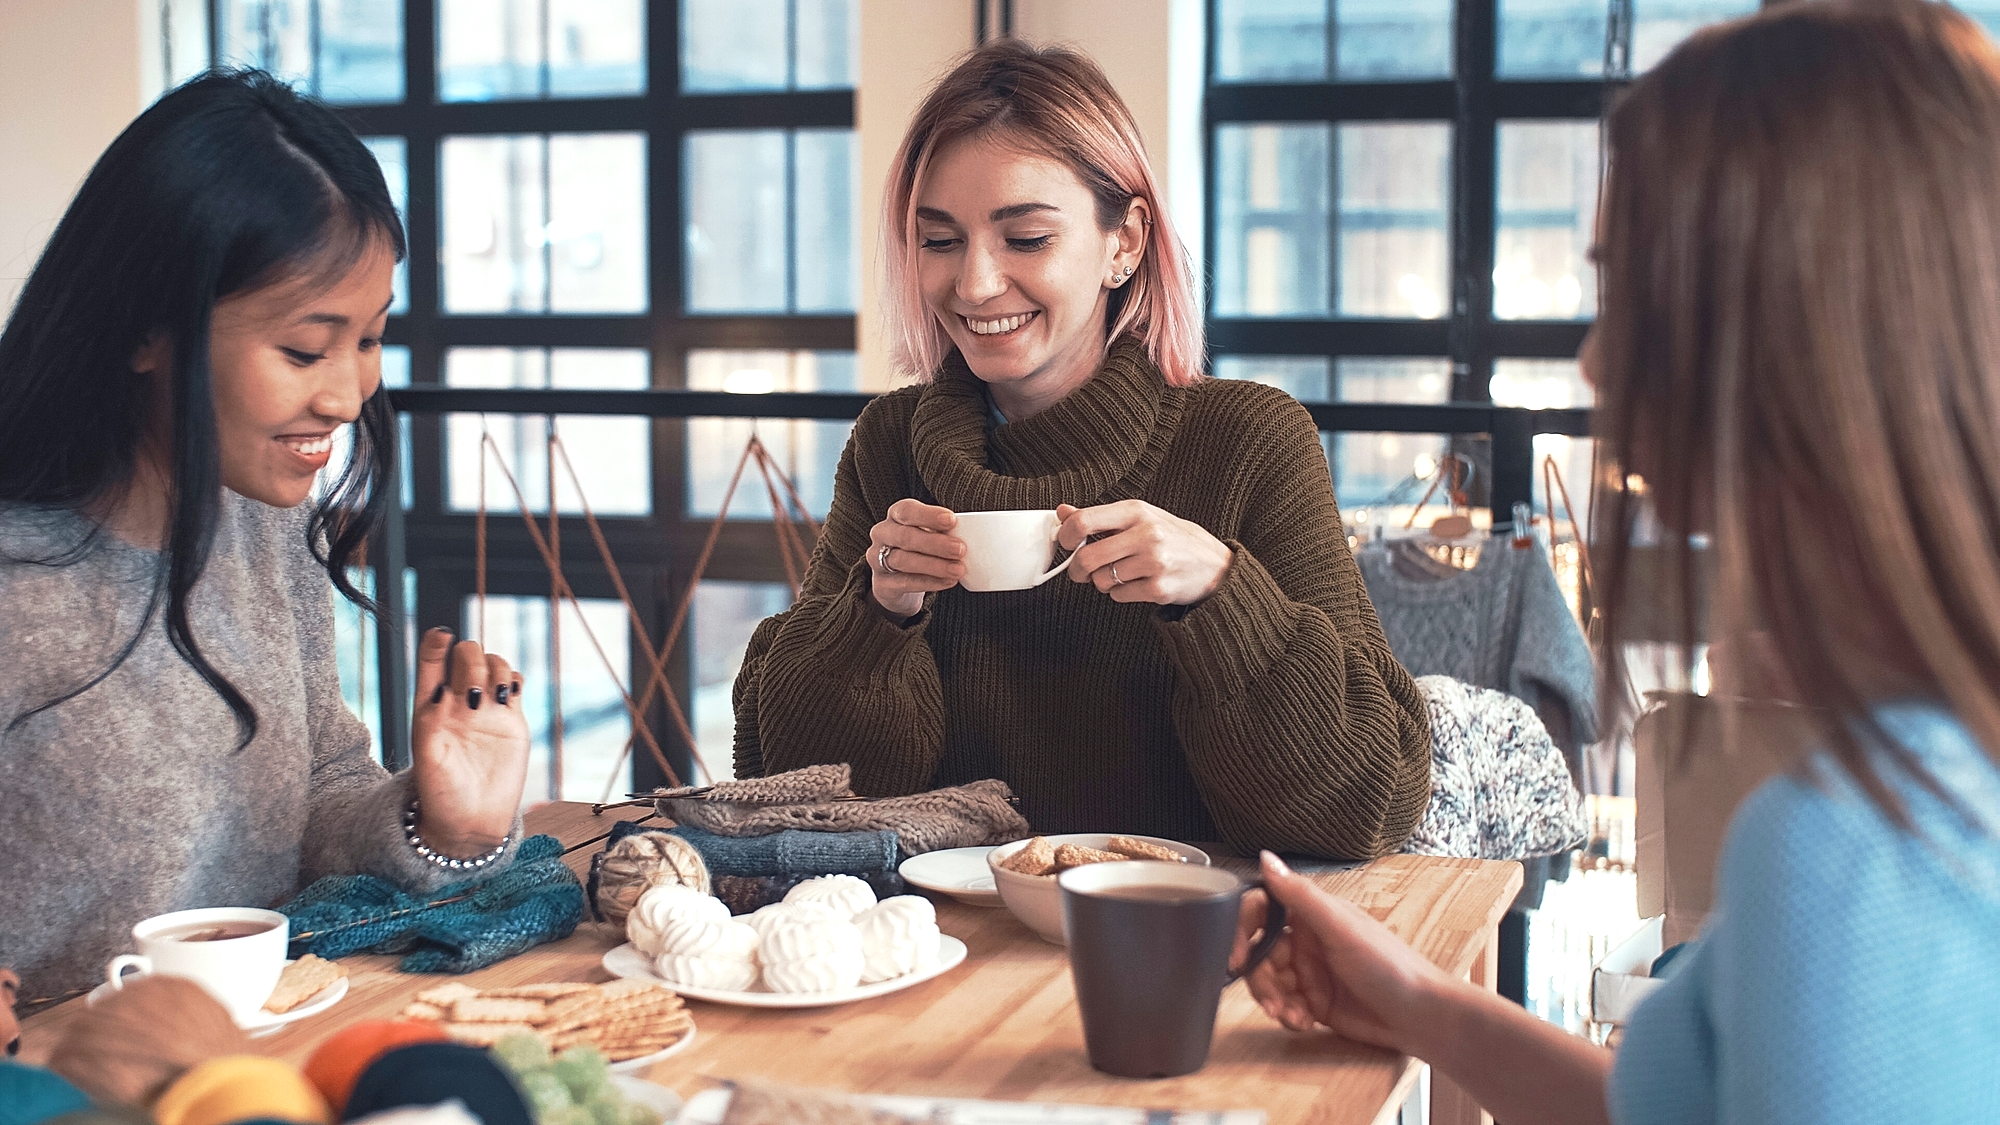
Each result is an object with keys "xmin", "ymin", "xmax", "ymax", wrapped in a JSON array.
[
  {"xmin": 263, "ymin": 953, "xmax": 348, "ymax": 1014},
  {"xmin": 415, "ymin": 982, "xmax": 484, "ymax": 1007},
  {"xmin": 995, "ymin": 836, "xmax": 1057, "ymax": 876},
  {"xmin": 400, "ymin": 1001, "xmax": 447, "ymax": 1022},
  {"xmin": 441, "ymin": 1021, "xmax": 540, "ymax": 1045},
  {"xmin": 1106, "ymin": 836, "xmax": 1185, "ymax": 863},
  {"xmin": 449, "ymin": 996, "xmax": 550, "ymax": 1023},
  {"xmin": 480, "ymin": 982, "xmax": 594, "ymax": 999},
  {"xmin": 1053, "ymin": 843, "xmax": 1129, "ymax": 869}
]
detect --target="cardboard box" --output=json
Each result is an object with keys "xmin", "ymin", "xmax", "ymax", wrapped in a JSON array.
[
  {"xmin": 1590, "ymin": 914, "xmax": 1665, "ymax": 1026},
  {"xmin": 1633, "ymin": 693, "xmax": 1806, "ymax": 945}
]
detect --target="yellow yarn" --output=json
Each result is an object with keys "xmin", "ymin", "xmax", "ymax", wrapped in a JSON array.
[
  {"xmin": 152, "ymin": 1056, "xmax": 331, "ymax": 1125},
  {"xmin": 593, "ymin": 831, "xmax": 711, "ymax": 924}
]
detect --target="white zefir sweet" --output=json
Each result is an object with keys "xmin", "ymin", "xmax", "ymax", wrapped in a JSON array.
[
  {"xmin": 745, "ymin": 900, "xmax": 844, "ymax": 944},
  {"xmin": 780, "ymin": 874, "xmax": 876, "ymax": 919},
  {"xmin": 655, "ymin": 951, "xmax": 760, "ymax": 992},
  {"xmin": 627, "ymin": 883, "xmax": 731, "ymax": 956},
  {"xmin": 758, "ymin": 917, "xmax": 865, "ymax": 993},
  {"xmin": 852, "ymin": 896, "xmax": 942, "ymax": 984},
  {"xmin": 652, "ymin": 915, "xmax": 761, "ymax": 992}
]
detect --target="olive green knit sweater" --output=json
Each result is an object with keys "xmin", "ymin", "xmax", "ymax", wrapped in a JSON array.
[{"xmin": 732, "ymin": 339, "xmax": 1431, "ymax": 860}]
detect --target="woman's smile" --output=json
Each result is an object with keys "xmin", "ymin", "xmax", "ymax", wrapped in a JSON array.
[{"xmin": 963, "ymin": 310, "xmax": 1040, "ymax": 336}]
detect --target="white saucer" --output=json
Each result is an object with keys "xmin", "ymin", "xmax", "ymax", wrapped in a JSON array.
[
  {"xmin": 608, "ymin": 1024, "xmax": 699, "ymax": 1075},
  {"xmin": 602, "ymin": 935, "xmax": 966, "ymax": 1009},
  {"xmin": 898, "ymin": 847, "xmax": 1003, "ymax": 906},
  {"xmin": 88, "ymin": 962, "xmax": 348, "ymax": 1038}
]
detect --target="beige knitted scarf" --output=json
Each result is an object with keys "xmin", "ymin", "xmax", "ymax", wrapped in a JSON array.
[{"xmin": 650, "ymin": 765, "xmax": 1030, "ymax": 855}]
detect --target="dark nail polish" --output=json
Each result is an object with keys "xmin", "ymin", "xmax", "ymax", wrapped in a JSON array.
[
  {"xmin": 495, "ymin": 683, "xmax": 511, "ymax": 706},
  {"xmin": 429, "ymin": 682, "xmax": 446, "ymax": 705},
  {"xmin": 467, "ymin": 687, "xmax": 483, "ymax": 710}
]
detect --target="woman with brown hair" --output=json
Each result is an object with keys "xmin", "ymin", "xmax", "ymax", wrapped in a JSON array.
[
  {"xmin": 730, "ymin": 40, "xmax": 1431, "ymax": 860},
  {"xmin": 1234, "ymin": 1, "xmax": 2000, "ymax": 1121}
]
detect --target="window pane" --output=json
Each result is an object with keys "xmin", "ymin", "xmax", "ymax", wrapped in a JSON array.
[
  {"xmin": 794, "ymin": 130, "xmax": 858, "ymax": 313},
  {"xmin": 1498, "ymin": 0, "xmax": 1755, "ymax": 78},
  {"xmin": 1214, "ymin": 355, "xmax": 1333, "ymax": 402},
  {"xmin": 439, "ymin": 0, "xmax": 540, "ymax": 100},
  {"xmin": 218, "ymin": 0, "xmax": 403, "ymax": 103},
  {"xmin": 1338, "ymin": 0, "xmax": 1453, "ymax": 80},
  {"xmin": 1494, "ymin": 121, "xmax": 1598, "ymax": 321},
  {"xmin": 682, "ymin": 0, "xmax": 788, "ymax": 91},
  {"xmin": 1960, "ymin": 2, "xmax": 2000, "ymax": 42},
  {"xmin": 1333, "ymin": 431, "xmax": 1451, "ymax": 510},
  {"xmin": 693, "ymin": 580, "xmax": 795, "ymax": 783},
  {"xmin": 685, "ymin": 131, "xmax": 787, "ymax": 312},
  {"xmin": 795, "ymin": 0, "xmax": 857, "ymax": 89},
  {"xmin": 444, "ymin": 348, "xmax": 651, "ymax": 515},
  {"xmin": 548, "ymin": 133, "xmax": 648, "ymax": 312},
  {"xmin": 549, "ymin": 0, "xmax": 646, "ymax": 97},
  {"xmin": 1490, "ymin": 357, "xmax": 1591, "ymax": 409},
  {"xmin": 442, "ymin": 133, "xmax": 645, "ymax": 313},
  {"xmin": 1340, "ymin": 123, "xmax": 1450, "ymax": 318},
  {"xmin": 1339, "ymin": 356, "xmax": 1451, "ymax": 402},
  {"xmin": 441, "ymin": 134, "xmax": 546, "ymax": 312},
  {"xmin": 333, "ymin": 566, "xmax": 417, "ymax": 763},
  {"xmin": 685, "ymin": 350, "xmax": 856, "ymax": 520},
  {"xmin": 361, "ymin": 136, "xmax": 409, "ymax": 315},
  {"xmin": 1216, "ymin": 0, "xmax": 1326, "ymax": 82},
  {"xmin": 1214, "ymin": 123, "xmax": 1332, "ymax": 316},
  {"xmin": 471, "ymin": 595, "xmax": 631, "ymax": 805}
]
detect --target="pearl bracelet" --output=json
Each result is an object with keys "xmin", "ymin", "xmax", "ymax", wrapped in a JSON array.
[{"xmin": 403, "ymin": 798, "xmax": 511, "ymax": 871}]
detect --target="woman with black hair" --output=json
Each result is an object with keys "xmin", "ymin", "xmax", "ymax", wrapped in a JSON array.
[{"xmin": 0, "ymin": 71, "xmax": 531, "ymax": 1006}]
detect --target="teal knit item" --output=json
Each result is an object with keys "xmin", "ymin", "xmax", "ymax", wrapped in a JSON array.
[
  {"xmin": 0, "ymin": 1061, "xmax": 91, "ymax": 1125},
  {"xmin": 279, "ymin": 835, "xmax": 583, "ymax": 973}
]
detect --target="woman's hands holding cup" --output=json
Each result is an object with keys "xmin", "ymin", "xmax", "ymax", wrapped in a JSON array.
[
  {"xmin": 868, "ymin": 499, "xmax": 967, "ymax": 619},
  {"xmin": 408, "ymin": 629, "xmax": 531, "ymax": 858},
  {"xmin": 1056, "ymin": 501, "xmax": 1232, "ymax": 606}
]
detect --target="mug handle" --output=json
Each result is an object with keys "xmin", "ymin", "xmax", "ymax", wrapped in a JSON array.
[
  {"xmin": 105, "ymin": 954, "xmax": 151, "ymax": 990},
  {"xmin": 1227, "ymin": 879, "xmax": 1289, "ymax": 983},
  {"xmin": 1029, "ymin": 521, "xmax": 1074, "ymax": 587}
]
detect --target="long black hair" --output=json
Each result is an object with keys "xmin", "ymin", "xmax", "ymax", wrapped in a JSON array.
[{"xmin": 0, "ymin": 69, "xmax": 405, "ymax": 745}]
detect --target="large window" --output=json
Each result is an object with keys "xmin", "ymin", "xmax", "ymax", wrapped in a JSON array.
[
  {"xmin": 185, "ymin": 0, "xmax": 858, "ymax": 798},
  {"xmin": 1206, "ymin": 0, "xmax": 1752, "ymax": 521}
]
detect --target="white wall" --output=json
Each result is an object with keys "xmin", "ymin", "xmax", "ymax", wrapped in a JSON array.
[{"xmin": 0, "ymin": 0, "xmax": 150, "ymax": 315}]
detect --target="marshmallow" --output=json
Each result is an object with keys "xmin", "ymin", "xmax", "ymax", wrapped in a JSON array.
[
  {"xmin": 627, "ymin": 885, "xmax": 730, "ymax": 956},
  {"xmin": 781, "ymin": 875, "xmax": 876, "ymax": 919},
  {"xmin": 745, "ymin": 900, "xmax": 843, "ymax": 944},
  {"xmin": 654, "ymin": 952, "xmax": 760, "ymax": 992},
  {"xmin": 853, "ymin": 896, "xmax": 942, "ymax": 983},
  {"xmin": 759, "ymin": 918, "xmax": 865, "ymax": 994},
  {"xmin": 659, "ymin": 916, "xmax": 759, "ymax": 963}
]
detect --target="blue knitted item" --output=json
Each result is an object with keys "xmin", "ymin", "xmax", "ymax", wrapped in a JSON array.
[
  {"xmin": 0, "ymin": 1062, "xmax": 90, "ymax": 1125},
  {"xmin": 668, "ymin": 824, "xmax": 899, "ymax": 877},
  {"xmin": 279, "ymin": 834, "xmax": 583, "ymax": 973}
]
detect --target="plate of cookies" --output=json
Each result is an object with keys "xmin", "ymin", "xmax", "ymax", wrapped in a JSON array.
[
  {"xmin": 603, "ymin": 875, "xmax": 968, "ymax": 1009},
  {"xmin": 986, "ymin": 834, "xmax": 1211, "ymax": 945},
  {"xmin": 402, "ymin": 979, "xmax": 698, "ymax": 1071}
]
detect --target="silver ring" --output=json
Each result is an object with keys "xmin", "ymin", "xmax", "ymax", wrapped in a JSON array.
[
  {"xmin": 878, "ymin": 544, "xmax": 897, "ymax": 574},
  {"xmin": 1110, "ymin": 562, "xmax": 1122, "ymax": 585}
]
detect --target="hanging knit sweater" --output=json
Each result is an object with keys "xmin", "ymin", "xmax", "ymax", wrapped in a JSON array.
[{"xmin": 732, "ymin": 339, "xmax": 1432, "ymax": 860}]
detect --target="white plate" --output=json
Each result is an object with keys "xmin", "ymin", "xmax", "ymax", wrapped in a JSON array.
[
  {"xmin": 610, "ymin": 1075, "xmax": 685, "ymax": 1123},
  {"xmin": 898, "ymin": 847, "xmax": 1003, "ymax": 907},
  {"xmin": 607, "ymin": 1022, "xmax": 699, "ymax": 1075},
  {"xmin": 601, "ymin": 935, "xmax": 967, "ymax": 1009},
  {"xmin": 87, "ymin": 962, "xmax": 348, "ymax": 1037}
]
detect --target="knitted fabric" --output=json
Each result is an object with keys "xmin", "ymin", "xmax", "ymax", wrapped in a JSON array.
[
  {"xmin": 731, "ymin": 339, "xmax": 1432, "ymax": 860},
  {"xmin": 1610, "ymin": 705, "xmax": 2000, "ymax": 1123},
  {"xmin": 1399, "ymin": 676, "xmax": 1587, "ymax": 861},
  {"xmin": 710, "ymin": 872, "xmax": 907, "ymax": 917},
  {"xmin": 279, "ymin": 835, "xmax": 582, "ymax": 973},
  {"xmin": 1357, "ymin": 539, "xmax": 1599, "ymax": 745},
  {"xmin": 589, "ymin": 820, "xmax": 897, "ymax": 921},
  {"xmin": 0, "ymin": 1062, "xmax": 91, "ymax": 1125},
  {"xmin": 657, "ymin": 766, "xmax": 1028, "ymax": 853}
]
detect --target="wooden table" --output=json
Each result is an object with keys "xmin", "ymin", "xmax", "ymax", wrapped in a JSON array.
[{"xmin": 22, "ymin": 802, "xmax": 1520, "ymax": 1125}]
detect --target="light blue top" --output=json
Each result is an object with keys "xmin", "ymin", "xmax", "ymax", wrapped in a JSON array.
[{"xmin": 1610, "ymin": 704, "xmax": 2000, "ymax": 1124}]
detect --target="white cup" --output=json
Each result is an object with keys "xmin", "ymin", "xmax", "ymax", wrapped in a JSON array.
[
  {"xmin": 953, "ymin": 509, "xmax": 1070, "ymax": 592},
  {"xmin": 104, "ymin": 907, "xmax": 289, "ymax": 1022}
]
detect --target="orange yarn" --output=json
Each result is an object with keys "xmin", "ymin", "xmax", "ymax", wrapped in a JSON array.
[{"xmin": 302, "ymin": 1020, "xmax": 449, "ymax": 1115}]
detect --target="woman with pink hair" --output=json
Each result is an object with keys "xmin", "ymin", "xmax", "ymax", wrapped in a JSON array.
[{"xmin": 730, "ymin": 40, "xmax": 1429, "ymax": 860}]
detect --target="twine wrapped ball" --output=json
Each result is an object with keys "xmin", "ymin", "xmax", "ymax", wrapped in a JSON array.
[
  {"xmin": 593, "ymin": 831, "xmax": 711, "ymax": 925},
  {"xmin": 48, "ymin": 977, "xmax": 250, "ymax": 1107}
]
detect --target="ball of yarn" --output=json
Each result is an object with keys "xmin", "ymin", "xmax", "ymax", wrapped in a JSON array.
[
  {"xmin": 343, "ymin": 1043, "xmax": 532, "ymax": 1125},
  {"xmin": 593, "ymin": 832, "xmax": 711, "ymax": 925},
  {"xmin": 302, "ymin": 1020, "xmax": 449, "ymax": 1116},
  {"xmin": 48, "ymin": 976, "xmax": 250, "ymax": 1107},
  {"xmin": 151, "ymin": 1056, "xmax": 331, "ymax": 1125}
]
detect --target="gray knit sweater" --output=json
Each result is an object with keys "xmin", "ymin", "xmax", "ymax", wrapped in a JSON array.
[{"xmin": 0, "ymin": 495, "xmax": 510, "ymax": 1005}]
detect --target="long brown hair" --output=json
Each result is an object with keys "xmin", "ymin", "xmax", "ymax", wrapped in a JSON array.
[{"xmin": 1594, "ymin": 0, "xmax": 2000, "ymax": 818}]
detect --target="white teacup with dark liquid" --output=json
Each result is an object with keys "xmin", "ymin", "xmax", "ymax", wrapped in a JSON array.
[{"xmin": 104, "ymin": 906, "xmax": 289, "ymax": 1022}]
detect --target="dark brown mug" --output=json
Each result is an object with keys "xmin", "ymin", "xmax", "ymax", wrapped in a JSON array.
[{"xmin": 1059, "ymin": 861, "xmax": 1287, "ymax": 1078}]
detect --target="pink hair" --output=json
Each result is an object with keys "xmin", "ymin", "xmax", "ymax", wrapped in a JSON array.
[{"xmin": 882, "ymin": 39, "xmax": 1206, "ymax": 386}]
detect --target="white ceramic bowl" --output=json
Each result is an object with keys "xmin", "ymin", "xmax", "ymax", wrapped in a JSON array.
[{"xmin": 984, "ymin": 833, "xmax": 1210, "ymax": 945}]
